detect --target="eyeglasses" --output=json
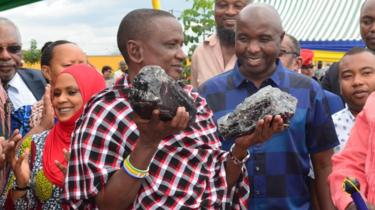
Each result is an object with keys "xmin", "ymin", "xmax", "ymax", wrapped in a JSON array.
[
  {"xmin": 0, "ymin": 45, "xmax": 22, "ymax": 54},
  {"xmin": 279, "ymin": 49, "xmax": 299, "ymax": 57}
]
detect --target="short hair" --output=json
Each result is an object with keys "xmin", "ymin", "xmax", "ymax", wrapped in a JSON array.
[
  {"xmin": 338, "ymin": 47, "xmax": 375, "ymax": 71},
  {"xmin": 285, "ymin": 34, "xmax": 300, "ymax": 55},
  {"xmin": 343, "ymin": 47, "xmax": 375, "ymax": 57},
  {"xmin": 101, "ymin": 65, "xmax": 112, "ymax": 74},
  {"xmin": 40, "ymin": 40, "xmax": 75, "ymax": 67},
  {"xmin": 317, "ymin": 61, "xmax": 323, "ymax": 69},
  {"xmin": 117, "ymin": 9, "xmax": 175, "ymax": 61},
  {"xmin": 0, "ymin": 17, "xmax": 21, "ymax": 43}
]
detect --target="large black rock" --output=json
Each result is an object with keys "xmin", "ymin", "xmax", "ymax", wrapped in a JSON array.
[
  {"xmin": 128, "ymin": 65, "xmax": 196, "ymax": 123},
  {"xmin": 218, "ymin": 86, "xmax": 297, "ymax": 139}
]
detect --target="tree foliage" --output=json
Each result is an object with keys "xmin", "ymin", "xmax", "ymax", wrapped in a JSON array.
[
  {"xmin": 179, "ymin": 0, "xmax": 215, "ymax": 57},
  {"xmin": 179, "ymin": 0, "xmax": 215, "ymax": 82},
  {"xmin": 23, "ymin": 39, "xmax": 41, "ymax": 64}
]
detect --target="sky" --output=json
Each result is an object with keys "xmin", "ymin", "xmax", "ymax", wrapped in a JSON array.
[{"xmin": 1, "ymin": 0, "xmax": 193, "ymax": 55}]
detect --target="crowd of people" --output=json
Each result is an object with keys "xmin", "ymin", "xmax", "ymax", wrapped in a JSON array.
[{"xmin": 0, "ymin": 0, "xmax": 374, "ymax": 209}]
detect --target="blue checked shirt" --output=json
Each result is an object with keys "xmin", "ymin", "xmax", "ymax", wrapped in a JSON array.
[{"xmin": 199, "ymin": 61, "xmax": 339, "ymax": 210}]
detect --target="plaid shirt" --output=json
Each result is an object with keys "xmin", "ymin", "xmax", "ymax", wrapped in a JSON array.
[
  {"xmin": 63, "ymin": 76, "xmax": 249, "ymax": 209},
  {"xmin": 199, "ymin": 61, "xmax": 339, "ymax": 210}
]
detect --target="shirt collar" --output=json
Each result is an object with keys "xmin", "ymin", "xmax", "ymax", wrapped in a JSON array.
[
  {"xmin": 343, "ymin": 104, "xmax": 356, "ymax": 121},
  {"xmin": 230, "ymin": 59, "xmax": 285, "ymax": 88},
  {"xmin": 204, "ymin": 33, "xmax": 219, "ymax": 47},
  {"xmin": 7, "ymin": 72, "xmax": 22, "ymax": 93}
]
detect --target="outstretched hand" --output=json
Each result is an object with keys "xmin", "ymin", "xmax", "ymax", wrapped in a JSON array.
[
  {"xmin": 134, "ymin": 107, "xmax": 189, "ymax": 147},
  {"xmin": 55, "ymin": 148, "xmax": 70, "ymax": 176},
  {"xmin": 5, "ymin": 130, "xmax": 23, "ymax": 166},
  {"xmin": 39, "ymin": 85, "xmax": 55, "ymax": 130},
  {"xmin": 0, "ymin": 135, "xmax": 20, "ymax": 169},
  {"xmin": 6, "ymin": 130, "xmax": 30, "ymax": 188},
  {"xmin": 235, "ymin": 115, "xmax": 285, "ymax": 150}
]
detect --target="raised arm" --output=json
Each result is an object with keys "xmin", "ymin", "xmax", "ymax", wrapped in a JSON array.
[{"xmin": 95, "ymin": 107, "xmax": 189, "ymax": 210}]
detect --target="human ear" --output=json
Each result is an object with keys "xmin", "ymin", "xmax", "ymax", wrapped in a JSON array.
[
  {"xmin": 41, "ymin": 65, "xmax": 52, "ymax": 82},
  {"xmin": 295, "ymin": 57, "xmax": 303, "ymax": 70},
  {"xmin": 127, "ymin": 40, "xmax": 143, "ymax": 64},
  {"xmin": 280, "ymin": 31, "xmax": 285, "ymax": 43}
]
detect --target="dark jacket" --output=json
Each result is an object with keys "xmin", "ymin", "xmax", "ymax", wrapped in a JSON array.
[
  {"xmin": 321, "ymin": 63, "xmax": 340, "ymax": 97},
  {"xmin": 17, "ymin": 68, "xmax": 46, "ymax": 100}
]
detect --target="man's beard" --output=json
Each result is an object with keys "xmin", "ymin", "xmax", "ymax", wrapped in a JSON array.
[{"xmin": 217, "ymin": 26, "xmax": 235, "ymax": 47}]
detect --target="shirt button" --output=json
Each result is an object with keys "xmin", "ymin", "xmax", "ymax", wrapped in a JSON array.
[
  {"xmin": 255, "ymin": 166, "xmax": 260, "ymax": 171},
  {"xmin": 255, "ymin": 190, "xmax": 260, "ymax": 195}
]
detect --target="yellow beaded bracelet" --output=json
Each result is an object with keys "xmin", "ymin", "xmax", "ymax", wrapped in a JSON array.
[{"xmin": 122, "ymin": 155, "xmax": 149, "ymax": 179}]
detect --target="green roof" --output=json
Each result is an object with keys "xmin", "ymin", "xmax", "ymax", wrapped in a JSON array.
[{"xmin": 0, "ymin": 0, "xmax": 41, "ymax": 12}]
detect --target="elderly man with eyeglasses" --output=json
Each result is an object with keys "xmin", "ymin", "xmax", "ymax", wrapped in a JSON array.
[
  {"xmin": 0, "ymin": 17, "xmax": 46, "ymax": 136},
  {"xmin": 279, "ymin": 33, "xmax": 303, "ymax": 73}
]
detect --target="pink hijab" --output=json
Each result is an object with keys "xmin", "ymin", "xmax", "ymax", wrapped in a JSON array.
[{"xmin": 42, "ymin": 64, "xmax": 106, "ymax": 187}]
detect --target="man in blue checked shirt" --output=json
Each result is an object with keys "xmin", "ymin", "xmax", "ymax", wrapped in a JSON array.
[{"xmin": 199, "ymin": 4, "xmax": 339, "ymax": 210}]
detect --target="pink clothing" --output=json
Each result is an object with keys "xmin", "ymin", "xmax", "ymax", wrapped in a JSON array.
[
  {"xmin": 328, "ymin": 92, "xmax": 375, "ymax": 210},
  {"xmin": 191, "ymin": 34, "xmax": 236, "ymax": 88}
]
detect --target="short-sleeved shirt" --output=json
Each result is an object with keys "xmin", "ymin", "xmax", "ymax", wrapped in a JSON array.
[
  {"xmin": 332, "ymin": 105, "xmax": 355, "ymax": 153},
  {"xmin": 199, "ymin": 61, "xmax": 339, "ymax": 210},
  {"xmin": 191, "ymin": 33, "xmax": 237, "ymax": 88},
  {"xmin": 63, "ymin": 76, "xmax": 249, "ymax": 209}
]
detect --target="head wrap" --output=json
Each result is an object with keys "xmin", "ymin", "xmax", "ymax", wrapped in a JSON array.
[
  {"xmin": 43, "ymin": 64, "xmax": 106, "ymax": 187},
  {"xmin": 301, "ymin": 49, "xmax": 314, "ymax": 67}
]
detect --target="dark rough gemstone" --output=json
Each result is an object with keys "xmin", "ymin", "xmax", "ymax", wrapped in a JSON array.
[
  {"xmin": 218, "ymin": 85, "xmax": 297, "ymax": 139},
  {"xmin": 128, "ymin": 65, "xmax": 196, "ymax": 123}
]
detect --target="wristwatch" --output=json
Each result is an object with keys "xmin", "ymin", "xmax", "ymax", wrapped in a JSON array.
[{"xmin": 229, "ymin": 144, "xmax": 250, "ymax": 165}]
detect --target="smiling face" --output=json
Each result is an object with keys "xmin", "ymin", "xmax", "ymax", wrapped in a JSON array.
[
  {"xmin": 0, "ymin": 23, "xmax": 22, "ymax": 83},
  {"xmin": 360, "ymin": 0, "xmax": 375, "ymax": 51},
  {"xmin": 52, "ymin": 73, "xmax": 83, "ymax": 122},
  {"xmin": 42, "ymin": 43, "xmax": 87, "ymax": 85},
  {"xmin": 339, "ymin": 51, "xmax": 375, "ymax": 115},
  {"xmin": 215, "ymin": 0, "xmax": 248, "ymax": 30},
  {"xmin": 235, "ymin": 6, "xmax": 283, "ymax": 81},
  {"xmin": 141, "ymin": 17, "xmax": 186, "ymax": 80}
]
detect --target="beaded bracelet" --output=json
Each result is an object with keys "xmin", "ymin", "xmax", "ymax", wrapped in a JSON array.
[{"xmin": 121, "ymin": 155, "xmax": 149, "ymax": 179}]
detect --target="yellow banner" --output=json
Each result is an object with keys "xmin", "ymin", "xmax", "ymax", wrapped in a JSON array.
[{"xmin": 313, "ymin": 50, "xmax": 345, "ymax": 63}]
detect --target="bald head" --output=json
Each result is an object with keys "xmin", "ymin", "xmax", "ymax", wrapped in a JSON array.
[
  {"xmin": 360, "ymin": 0, "xmax": 375, "ymax": 51},
  {"xmin": 235, "ymin": 3, "xmax": 285, "ymax": 82},
  {"xmin": 361, "ymin": 0, "xmax": 375, "ymax": 13},
  {"xmin": 238, "ymin": 3, "xmax": 283, "ymax": 34}
]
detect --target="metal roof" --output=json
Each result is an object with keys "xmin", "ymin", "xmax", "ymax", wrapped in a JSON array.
[{"xmin": 254, "ymin": 0, "xmax": 366, "ymax": 51}]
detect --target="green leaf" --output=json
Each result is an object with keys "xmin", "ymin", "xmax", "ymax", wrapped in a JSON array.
[{"xmin": 179, "ymin": 0, "xmax": 215, "ymax": 82}]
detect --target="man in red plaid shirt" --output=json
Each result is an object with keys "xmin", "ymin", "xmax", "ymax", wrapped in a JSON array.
[{"xmin": 63, "ymin": 9, "xmax": 285, "ymax": 210}]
